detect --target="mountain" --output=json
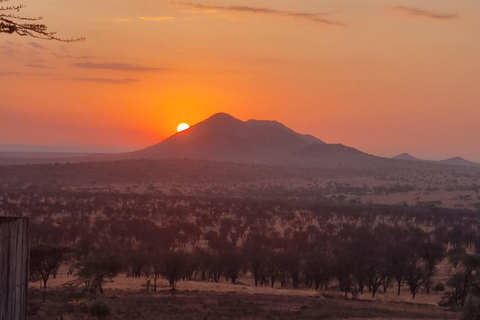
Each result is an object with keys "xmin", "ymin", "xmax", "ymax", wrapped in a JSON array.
[
  {"xmin": 392, "ymin": 153, "xmax": 422, "ymax": 161},
  {"xmin": 439, "ymin": 157, "xmax": 480, "ymax": 167},
  {"xmin": 3, "ymin": 113, "xmax": 478, "ymax": 169},
  {"xmin": 125, "ymin": 113, "xmax": 383, "ymax": 168}
]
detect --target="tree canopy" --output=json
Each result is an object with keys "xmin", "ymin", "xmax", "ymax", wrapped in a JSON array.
[{"xmin": 0, "ymin": 0, "xmax": 83, "ymax": 41}]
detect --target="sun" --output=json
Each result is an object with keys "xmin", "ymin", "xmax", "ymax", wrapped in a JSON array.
[{"xmin": 177, "ymin": 123, "xmax": 190, "ymax": 132}]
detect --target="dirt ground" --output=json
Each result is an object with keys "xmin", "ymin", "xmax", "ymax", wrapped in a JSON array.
[
  {"xmin": 27, "ymin": 287, "xmax": 458, "ymax": 320},
  {"xmin": 28, "ymin": 272, "xmax": 458, "ymax": 320}
]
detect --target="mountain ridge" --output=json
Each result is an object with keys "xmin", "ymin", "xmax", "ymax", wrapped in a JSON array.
[
  {"xmin": 125, "ymin": 113, "xmax": 382, "ymax": 168},
  {"xmin": 2, "ymin": 113, "xmax": 479, "ymax": 168}
]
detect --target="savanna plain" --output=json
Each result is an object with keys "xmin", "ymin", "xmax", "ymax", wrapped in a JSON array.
[{"xmin": 2, "ymin": 157, "xmax": 480, "ymax": 320}]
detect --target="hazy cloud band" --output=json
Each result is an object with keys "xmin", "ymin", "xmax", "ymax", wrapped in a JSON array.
[
  {"xmin": 392, "ymin": 6, "xmax": 458, "ymax": 20},
  {"xmin": 73, "ymin": 78, "xmax": 140, "ymax": 85},
  {"xmin": 72, "ymin": 62, "xmax": 167, "ymax": 72},
  {"xmin": 170, "ymin": 2, "xmax": 344, "ymax": 26}
]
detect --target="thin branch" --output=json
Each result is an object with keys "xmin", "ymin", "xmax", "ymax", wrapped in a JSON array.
[{"xmin": 0, "ymin": 0, "xmax": 84, "ymax": 41}]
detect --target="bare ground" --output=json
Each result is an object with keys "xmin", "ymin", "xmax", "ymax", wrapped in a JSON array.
[{"xmin": 27, "ymin": 286, "xmax": 458, "ymax": 320}]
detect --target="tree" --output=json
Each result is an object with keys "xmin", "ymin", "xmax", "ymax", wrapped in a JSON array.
[
  {"xmin": 387, "ymin": 243, "xmax": 413, "ymax": 296},
  {"xmin": 442, "ymin": 254, "xmax": 480, "ymax": 308},
  {"xmin": 405, "ymin": 260, "xmax": 427, "ymax": 299},
  {"xmin": 243, "ymin": 233, "xmax": 269, "ymax": 287},
  {"xmin": 303, "ymin": 251, "xmax": 332, "ymax": 291},
  {"xmin": 148, "ymin": 252, "xmax": 165, "ymax": 292},
  {"xmin": 462, "ymin": 294, "xmax": 480, "ymax": 320},
  {"xmin": 221, "ymin": 250, "xmax": 244, "ymax": 284},
  {"xmin": 30, "ymin": 244, "xmax": 72, "ymax": 289},
  {"xmin": 266, "ymin": 251, "xmax": 280, "ymax": 288},
  {"xmin": 364, "ymin": 256, "xmax": 388, "ymax": 298},
  {"xmin": 419, "ymin": 241, "xmax": 445, "ymax": 294},
  {"xmin": 160, "ymin": 250, "xmax": 188, "ymax": 295},
  {"xmin": 76, "ymin": 254, "xmax": 124, "ymax": 295},
  {"xmin": 0, "ymin": 0, "xmax": 83, "ymax": 41}
]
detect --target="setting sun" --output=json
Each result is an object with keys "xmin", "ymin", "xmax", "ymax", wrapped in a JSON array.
[{"xmin": 177, "ymin": 123, "xmax": 190, "ymax": 132}]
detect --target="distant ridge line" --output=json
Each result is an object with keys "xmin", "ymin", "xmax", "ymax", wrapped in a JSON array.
[{"xmin": 2, "ymin": 113, "xmax": 479, "ymax": 168}]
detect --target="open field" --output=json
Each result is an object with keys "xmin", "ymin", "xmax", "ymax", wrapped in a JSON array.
[
  {"xmin": 1, "ymin": 159, "xmax": 480, "ymax": 211},
  {"xmin": 28, "ymin": 278, "xmax": 457, "ymax": 320},
  {"xmin": 27, "ymin": 263, "xmax": 459, "ymax": 320},
  {"xmin": 2, "ymin": 158, "xmax": 478, "ymax": 319},
  {"xmin": 40, "ymin": 270, "xmax": 446, "ymax": 303}
]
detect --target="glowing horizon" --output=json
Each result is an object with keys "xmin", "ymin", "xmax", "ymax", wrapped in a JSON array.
[{"xmin": 1, "ymin": 0, "xmax": 480, "ymax": 161}]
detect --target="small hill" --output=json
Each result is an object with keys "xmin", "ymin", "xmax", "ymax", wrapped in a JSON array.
[
  {"xmin": 392, "ymin": 153, "xmax": 422, "ymax": 161},
  {"xmin": 439, "ymin": 157, "xmax": 480, "ymax": 167}
]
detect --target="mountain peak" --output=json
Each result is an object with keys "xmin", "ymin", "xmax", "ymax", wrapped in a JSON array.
[
  {"xmin": 392, "ymin": 153, "xmax": 421, "ymax": 161},
  {"xmin": 210, "ymin": 112, "xmax": 234, "ymax": 118},
  {"xmin": 193, "ymin": 113, "xmax": 244, "ymax": 133},
  {"xmin": 127, "ymin": 113, "xmax": 368, "ymax": 167},
  {"xmin": 205, "ymin": 112, "xmax": 239, "ymax": 122}
]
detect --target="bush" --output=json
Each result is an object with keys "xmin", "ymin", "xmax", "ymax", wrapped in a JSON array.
[
  {"xmin": 89, "ymin": 300, "xmax": 111, "ymax": 319},
  {"xmin": 434, "ymin": 283, "xmax": 446, "ymax": 292},
  {"xmin": 27, "ymin": 301, "xmax": 39, "ymax": 316},
  {"xmin": 462, "ymin": 295, "xmax": 480, "ymax": 320}
]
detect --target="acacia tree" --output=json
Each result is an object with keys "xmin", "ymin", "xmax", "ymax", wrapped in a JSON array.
[
  {"xmin": 30, "ymin": 245, "xmax": 72, "ymax": 302},
  {"xmin": 160, "ymin": 250, "xmax": 188, "ymax": 296},
  {"xmin": 420, "ymin": 242, "xmax": 445, "ymax": 294},
  {"xmin": 76, "ymin": 254, "xmax": 124, "ymax": 295},
  {"xmin": 442, "ymin": 253, "xmax": 480, "ymax": 308},
  {"xmin": 30, "ymin": 245, "xmax": 72, "ymax": 289},
  {"xmin": 405, "ymin": 260, "xmax": 427, "ymax": 299},
  {"xmin": 0, "ymin": 0, "xmax": 83, "ymax": 41}
]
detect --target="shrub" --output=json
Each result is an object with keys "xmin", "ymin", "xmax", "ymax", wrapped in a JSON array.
[
  {"xmin": 434, "ymin": 283, "xmax": 446, "ymax": 292},
  {"xmin": 462, "ymin": 295, "xmax": 480, "ymax": 320},
  {"xmin": 89, "ymin": 300, "xmax": 111, "ymax": 319}
]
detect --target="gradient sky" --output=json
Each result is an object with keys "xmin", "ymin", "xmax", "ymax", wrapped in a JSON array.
[{"xmin": 1, "ymin": 0, "xmax": 479, "ymax": 160}]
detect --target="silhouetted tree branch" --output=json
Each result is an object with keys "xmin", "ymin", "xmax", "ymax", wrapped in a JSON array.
[{"xmin": 0, "ymin": 0, "xmax": 84, "ymax": 41}]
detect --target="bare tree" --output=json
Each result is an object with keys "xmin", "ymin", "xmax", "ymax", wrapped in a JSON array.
[{"xmin": 0, "ymin": 0, "xmax": 83, "ymax": 41}]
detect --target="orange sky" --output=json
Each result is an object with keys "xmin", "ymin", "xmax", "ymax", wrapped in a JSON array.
[{"xmin": 1, "ymin": 0, "xmax": 480, "ymax": 160}]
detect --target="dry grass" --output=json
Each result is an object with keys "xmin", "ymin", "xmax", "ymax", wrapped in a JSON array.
[
  {"xmin": 27, "ymin": 286, "xmax": 457, "ymax": 320},
  {"xmin": 28, "ymin": 270, "xmax": 458, "ymax": 320}
]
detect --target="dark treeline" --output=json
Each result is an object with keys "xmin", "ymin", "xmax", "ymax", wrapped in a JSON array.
[
  {"xmin": 1, "ymin": 159, "xmax": 480, "ymax": 200},
  {"xmin": 3, "ymin": 187, "xmax": 480, "ymax": 304}
]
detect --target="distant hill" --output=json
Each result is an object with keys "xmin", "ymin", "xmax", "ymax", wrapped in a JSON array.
[
  {"xmin": 392, "ymin": 153, "xmax": 422, "ymax": 161},
  {"xmin": 125, "ymin": 113, "xmax": 386, "ymax": 168},
  {"xmin": 392, "ymin": 153, "xmax": 480, "ymax": 167},
  {"xmin": 439, "ymin": 157, "xmax": 480, "ymax": 167},
  {"xmin": 3, "ymin": 113, "xmax": 478, "ymax": 169}
]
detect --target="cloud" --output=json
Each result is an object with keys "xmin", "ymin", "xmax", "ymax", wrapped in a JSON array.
[
  {"xmin": 73, "ymin": 78, "xmax": 141, "ymax": 85},
  {"xmin": 139, "ymin": 16, "xmax": 174, "ymax": 21},
  {"xmin": 23, "ymin": 63, "xmax": 49, "ymax": 69},
  {"xmin": 392, "ymin": 6, "xmax": 458, "ymax": 20},
  {"xmin": 170, "ymin": 2, "xmax": 344, "ymax": 26},
  {"xmin": 27, "ymin": 42, "xmax": 45, "ymax": 49},
  {"xmin": 72, "ymin": 62, "xmax": 167, "ymax": 72},
  {"xmin": 0, "ymin": 71, "xmax": 58, "ymax": 77}
]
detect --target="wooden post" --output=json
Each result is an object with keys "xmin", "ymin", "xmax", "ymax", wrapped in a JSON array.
[{"xmin": 0, "ymin": 217, "xmax": 30, "ymax": 320}]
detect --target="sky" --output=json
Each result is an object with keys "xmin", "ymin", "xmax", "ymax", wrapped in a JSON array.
[{"xmin": 1, "ymin": 0, "xmax": 480, "ymax": 160}]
